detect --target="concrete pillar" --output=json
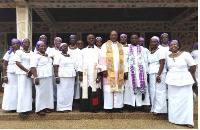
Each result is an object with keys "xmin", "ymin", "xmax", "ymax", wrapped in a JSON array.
[
  {"xmin": 50, "ymin": 28, "xmax": 56, "ymax": 47},
  {"xmin": 16, "ymin": 4, "xmax": 32, "ymax": 49}
]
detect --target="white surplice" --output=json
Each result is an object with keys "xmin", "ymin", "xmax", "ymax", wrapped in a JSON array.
[{"xmin": 124, "ymin": 45, "xmax": 150, "ymax": 107}]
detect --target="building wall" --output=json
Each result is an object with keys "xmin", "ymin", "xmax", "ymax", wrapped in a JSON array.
[{"xmin": 0, "ymin": 21, "xmax": 197, "ymax": 59}]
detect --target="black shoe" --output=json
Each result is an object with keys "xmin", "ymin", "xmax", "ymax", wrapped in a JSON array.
[
  {"xmin": 116, "ymin": 108, "xmax": 123, "ymax": 113},
  {"xmin": 128, "ymin": 106, "xmax": 135, "ymax": 113},
  {"xmin": 105, "ymin": 109, "xmax": 112, "ymax": 113},
  {"xmin": 140, "ymin": 106, "xmax": 149, "ymax": 113},
  {"xmin": 92, "ymin": 110, "xmax": 98, "ymax": 113},
  {"xmin": 9, "ymin": 110, "xmax": 16, "ymax": 113}
]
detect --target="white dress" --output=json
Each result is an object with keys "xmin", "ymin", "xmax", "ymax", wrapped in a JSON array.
[
  {"xmin": 191, "ymin": 50, "xmax": 198, "ymax": 86},
  {"xmin": 165, "ymin": 52, "xmax": 195, "ymax": 126},
  {"xmin": 30, "ymin": 53, "xmax": 54, "ymax": 112},
  {"xmin": 68, "ymin": 47, "xmax": 82, "ymax": 99},
  {"xmin": 49, "ymin": 48, "xmax": 61, "ymax": 102},
  {"xmin": 53, "ymin": 53, "xmax": 77, "ymax": 111},
  {"xmin": 158, "ymin": 45, "xmax": 171, "ymax": 99},
  {"xmin": 14, "ymin": 50, "xmax": 33, "ymax": 113},
  {"xmin": 148, "ymin": 48, "xmax": 167, "ymax": 113},
  {"xmin": 2, "ymin": 51, "xmax": 18, "ymax": 111},
  {"xmin": 124, "ymin": 45, "xmax": 150, "ymax": 107},
  {"xmin": 99, "ymin": 42, "xmax": 127, "ymax": 109}
]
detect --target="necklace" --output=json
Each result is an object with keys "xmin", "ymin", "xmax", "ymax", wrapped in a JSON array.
[
  {"xmin": 38, "ymin": 51, "xmax": 47, "ymax": 56},
  {"xmin": 172, "ymin": 51, "xmax": 179, "ymax": 55},
  {"xmin": 22, "ymin": 49, "xmax": 30, "ymax": 53},
  {"xmin": 69, "ymin": 44, "xmax": 77, "ymax": 49},
  {"xmin": 151, "ymin": 48, "xmax": 159, "ymax": 54},
  {"xmin": 62, "ymin": 53, "xmax": 70, "ymax": 57}
]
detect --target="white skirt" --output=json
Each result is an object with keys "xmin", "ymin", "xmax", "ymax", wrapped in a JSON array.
[
  {"xmin": 124, "ymin": 84, "xmax": 150, "ymax": 107},
  {"xmin": 57, "ymin": 77, "xmax": 75, "ymax": 111},
  {"xmin": 195, "ymin": 65, "xmax": 198, "ymax": 86},
  {"xmin": 168, "ymin": 84, "xmax": 194, "ymax": 126},
  {"xmin": 52, "ymin": 75, "xmax": 57, "ymax": 102},
  {"xmin": 2, "ymin": 73, "xmax": 18, "ymax": 110},
  {"xmin": 104, "ymin": 91, "xmax": 123, "ymax": 109},
  {"xmin": 149, "ymin": 73, "xmax": 167, "ymax": 113},
  {"xmin": 35, "ymin": 77, "xmax": 54, "ymax": 112},
  {"xmin": 17, "ymin": 74, "xmax": 32, "ymax": 112},
  {"xmin": 73, "ymin": 74, "xmax": 80, "ymax": 99}
]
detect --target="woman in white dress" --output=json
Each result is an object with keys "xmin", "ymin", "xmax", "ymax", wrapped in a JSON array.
[
  {"xmin": 15, "ymin": 38, "xmax": 33, "ymax": 117},
  {"xmin": 2, "ymin": 38, "xmax": 21, "ymax": 112},
  {"xmin": 148, "ymin": 36, "xmax": 167, "ymax": 115},
  {"xmin": 31, "ymin": 41, "xmax": 54, "ymax": 115},
  {"xmin": 191, "ymin": 42, "xmax": 198, "ymax": 86},
  {"xmin": 68, "ymin": 35, "xmax": 81, "ymax": 100},
  {"xmin": 165, "ymin": 40, "xmax": 196, "ymax": 128},
  {"xmin": 53, "ymin": 43, "xmax": 77, "ymax": 112},
  {"xmin": 51, "ymin": 37, "xmax": 62, "ymax": 103}
]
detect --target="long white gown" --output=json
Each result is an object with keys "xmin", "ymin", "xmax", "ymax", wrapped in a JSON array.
[
  {"xmin": 2, "ymin": 51, "xmax": 18, "ymax": 111},
  {"xmin": 99, "ymin": 42, "xmax": 127, "ymax": 109},
  {"xmin": 165, "ymin": 52, "xmax": 195, "ymax": 126},
  {"xmin": 68, "ymin": 47, "xmax": 82, "ymax": 99},
  {"xmin": 49, "ymin": 48, "xmax": 61, "ymax": 102},
  {"xmin": 148, "ymin": 48, "xmax": 167, "ymax": 113},
  {"xmin": 14, "ymin": 50, "xmax": 33, "ymax": 113},
  {"xmin": 191, "ymin": 50, "xmax": 198, "ymax": 86},
  {"xmin": 124, "ymin": 45, "xmax": 150, "ymax": 107},
  {"xmin": 30, "ymin": 53, "xmax": 54, "ymax": 112},
  {"xmin": 158, "ymin": 45, "xmax": 171, "ymax": 99},
  {"xmin": 53, "ymin": 53, "xmax": 77, "ymax": 111}
]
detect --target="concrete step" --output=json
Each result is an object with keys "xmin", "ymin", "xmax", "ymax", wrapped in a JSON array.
[
  {"xmin": 0, "ymin": 108, "xmax": 198, "ymax": 121},
  {"xmin": 0, "ymin": 92, "xmax": 198, "ymax": 121}
]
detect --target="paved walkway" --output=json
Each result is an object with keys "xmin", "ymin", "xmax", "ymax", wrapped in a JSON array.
[{"xmin": 0, "ymin": 91, "xmax": 198, "ymax": 129}]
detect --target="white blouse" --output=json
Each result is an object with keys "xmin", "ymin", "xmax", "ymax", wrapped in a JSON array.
[
  {"xmin": 158, "ymin": 45, "xmax": 171, "ymax": 56},
  {"xmin": 191, "ymin": 50, "xmax": 198, "ymax": 65},
  {"xmin": 30, "ymin": 53, "xmax": 53, "ymax": 78},
  {"xmin": 68, "ymin": 47, "xmax": 82, "ymax": 72},
  {"xmin": 148, "ymin": 48, "xmax": 167, "ymax": 74},
  {"xmin": 3, "ymin": 51, "xmax": 17, "ymax": 73},
  {"xmin": 53, "ymin": 53, "xmax": 77, "ymax": 77},
  {"xmin": 14, "ymin": 50, "xmax": 33, "ymax": 75},
  {"xmin": 165, "ymin": 52, "xmax": 196, "ymax": 86},
  {"xmin": 48, "ymin": 47, "xmax": 61, "ymax": 58}
]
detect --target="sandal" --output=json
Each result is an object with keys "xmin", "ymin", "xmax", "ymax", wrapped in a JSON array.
[
  {"xmin": 37, "ymin": 110, "xmax": 46, "ymax": 115},
  {"xmin": 45, "ymin": 108, "xmax": 52, "ymax": 113},
  {"xmin": 19, "ymin": 112, "xmax": 28, "ymax": 118},
  {"xmin": 62, "ymin": 110, "xmax": 68, "ymax": 113},
  {"xmin": 188, "ymin": 125, "xmax": 194, "ymax": 128}
]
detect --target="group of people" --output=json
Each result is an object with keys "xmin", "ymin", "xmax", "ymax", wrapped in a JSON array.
[{"xmin": 1, "ymin": 31, "xmax": 198, "ymax": 128}]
